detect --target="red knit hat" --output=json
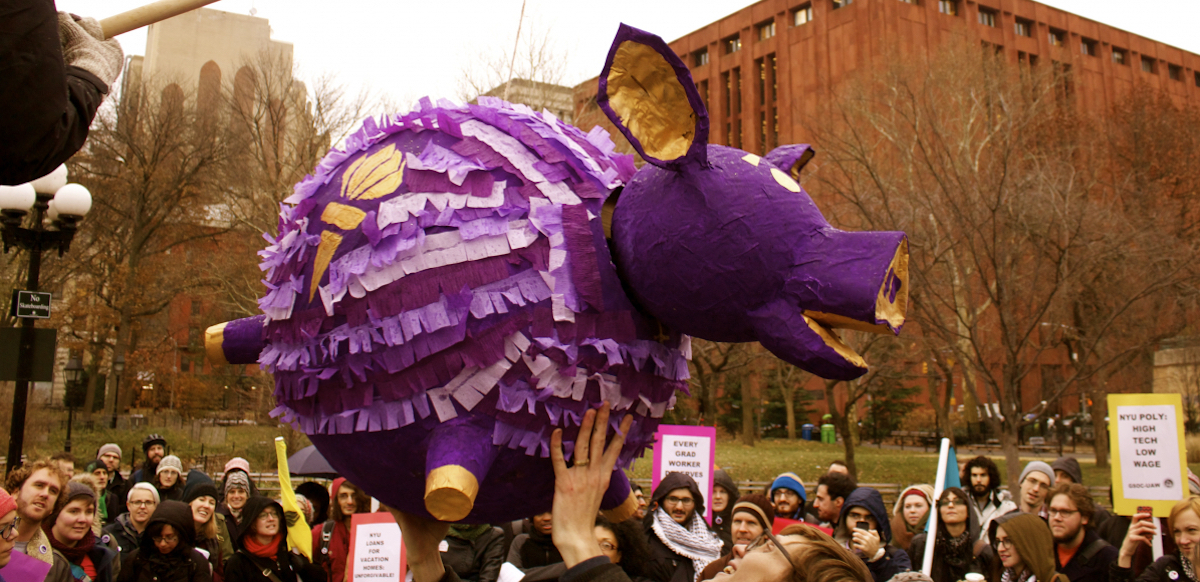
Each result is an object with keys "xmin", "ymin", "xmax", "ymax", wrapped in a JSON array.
[{"xmin": 0, "ymin": 488, "xmax": 15, "ymax": 518}]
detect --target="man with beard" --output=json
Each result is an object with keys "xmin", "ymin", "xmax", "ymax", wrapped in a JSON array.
[
  {"xmin": 3, "ymin": 459, "xmax": 71, "ymax": 580},
  {"xmin": 962, "ymin": 455, "xmax": 1015, "ymax": 543},
  {"xmin": 131, "ymin": 434, "xmax": 167, "ymax": 484},
  {"xmin": 1049, "ymin": 483, "xmax": 1116, "ymax": 582},
  {"xmin": 768, "ymin": 472, "xmax": 814, "ymax": 524},
  {"xmin": 696, "ymin": 493, "xmax": 776, "ymax": 581},
  {"xmin": 645, "ymin": 473, "xmax": 723, "ymax": 582},
  {"xmin": 312, "ymin": 477, "xmax": 371, "ymax": 582},
  {"xmin": 97, "ymin": 444, "xmax": 129, "ymax": 519},
  {"xmin": 814, "ymin": 472, "xmax": 857, "ymax": 531}
]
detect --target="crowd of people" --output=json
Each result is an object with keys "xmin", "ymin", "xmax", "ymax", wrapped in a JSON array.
[{"xmin": 1, "ymin": 430, "xmax": 1197, "ymax": 582}]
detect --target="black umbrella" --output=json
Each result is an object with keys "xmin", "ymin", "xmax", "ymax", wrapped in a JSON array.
[{"xmin": 288, "ymin": 445, "xmax": 337, "ymax": 478}]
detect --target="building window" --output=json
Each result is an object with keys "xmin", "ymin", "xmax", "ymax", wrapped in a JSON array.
[
  {"xmin": 938, "ymin": 1, "xmax": 957, "ymax": 15},
  {"xmin": 724, "ymin": 34, "xmax": 741, "ymax": 54},
  {"xmin": 1080, "ymin": 38, "xmax": 1097, "ymax": 56},
  {"xmin": 832, "ymin": 0, "xmax": 853, "ymax": 8},
  {"xmin": 977, "ymin": 8, "xmax": 997, "ymax": 27},
  {"xmin": 1141, "ymin": 56, "xmax": 1155, "ymax": 74},
  {"xmin": 693, "ymin": 49, "xmax": 709, "ymax": 67},
  {"xmin": 1014, "ymin": 19, "xmax": 1032, "ymax": 37},
  {"xmin": 1169, "ymin": 64, "xmax": 1183, "ymax": 81},
  {"xmin": 757, "ymin": 20, "xmax": 776, "ymax": 41},
  {"xmin": 793, "ymin": 4, "xmax": 813, "ymax": 25},
  {"xmin": 1112, "ymin": 48, "xmax": 1127, "ymax": 65},
  {"xmin": 1048, "ymin": 29, "xmax": 1065, "ymax": 47},
  {"xmin": 1195, "ymin": 71, "xmax": 1200, "ymax": 87}
]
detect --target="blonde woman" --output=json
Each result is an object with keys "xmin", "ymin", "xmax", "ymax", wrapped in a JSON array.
[
  {"xmin": 1113, "ymin": 496, "xmax": 1200, "ymax": 582},
  {"xmin": 184, "ymin": 482, "xmax": 233, "ymax": 581}
]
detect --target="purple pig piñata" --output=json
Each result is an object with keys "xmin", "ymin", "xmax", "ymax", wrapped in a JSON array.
[{"xmin": 206, "ymin": 25, "xmax": 909, "ymax": 523}]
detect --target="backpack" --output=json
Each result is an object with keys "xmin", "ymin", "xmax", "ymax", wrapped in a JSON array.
[{"xmin": 313, "ymin": 520, "xmax": 335, "ymax": 567}]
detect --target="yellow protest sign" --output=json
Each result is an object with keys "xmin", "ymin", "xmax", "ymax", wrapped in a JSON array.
[{"xmin": 1108, "ymin": 393, "xmax": 1188, "ymax": 516}]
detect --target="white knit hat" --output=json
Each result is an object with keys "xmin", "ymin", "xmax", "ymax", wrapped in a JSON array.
[{"xmin": 156, "ymin": 455, "xmax": 182, "ymax": 476}]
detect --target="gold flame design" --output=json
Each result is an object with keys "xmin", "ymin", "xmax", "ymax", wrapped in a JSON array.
[{"xmin": 341, "ymin": 144, "xmax": 406, "ymax": 201}]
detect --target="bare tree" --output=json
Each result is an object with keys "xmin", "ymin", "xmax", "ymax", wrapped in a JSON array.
[
  {"xmin": 456, "ymin": 21, "xmax": 573, "ymax": 118},
  {"xmin": 809, "ymin": 35, "xmax": 1200, "ymax": 487}
]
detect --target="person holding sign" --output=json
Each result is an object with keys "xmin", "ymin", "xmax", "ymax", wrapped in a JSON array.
[
  {"xmin": 392, "ymin": 405, "xmax": 875, "ymax": 582},
  {"xmin": 223, "ymin": 497, "xmax": 324, "ymax": 582},
  {"xmin": 1111, "ymin": 498, "xmax": 1200, "ymax": 582}
]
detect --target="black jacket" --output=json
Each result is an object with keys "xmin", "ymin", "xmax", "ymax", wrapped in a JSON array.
[
  {"xmin": 1057, "ymin": 529, "xmax": 1117, "ymax": 582},
  {"xmin": 837, "ymin": 488, "xmax": 911, "ymax": 582},
  {"xmin": 444, "ymin": 557, "xmax": 630, "ymax": 582},
  {"xmin": 223, "ymin": 496, "xmax": 325, "ymax": 582},
  {"xmin": 103, "ymin": 512, "xmax": 141, "ymax": 564},
  {"xmin": 0, "ymin": 0, "xmax": 108, "ymax": 185},
  {"xmin": 116, "ymin": 501, "xmax": 213, "ymax": 582},
  {"xmin": 1110, "ymin": 553, "xmax": 1189, "ymax": 582},
  {"xmin": 507, "ymin": 530, "xmax": 562, "ymax": 569},
  {"xmin": 441, "ymin": 526, "xmax": 505, "ymax": 582}
]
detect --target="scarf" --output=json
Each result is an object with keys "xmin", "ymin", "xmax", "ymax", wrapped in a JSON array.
[
  {"xmin": 44, "ymin": 523, "xmax": 95, "ymax": 565},
  {"xmin": 448, "ymin": 524, "xmax": 492, "ymax": 541},
  {"xmin": 651, "ymin": 507, "xmax": 722, "ymax": 580},
  {"xmin": 935, "ymin": 527, "xmax": 972, "ymax": 568},
  {"xmin": 1001, "ymin": 568, "xmax": 1034, "ymax": 582},
  {"xmin": 518, "ymin": 527, "xmax": 562, "ymax": 568},
  {"xmin": 1182, "ymin": 555, "xmax": 1200, "ymax": 582},
  {"xmin": 245, "ymin": 533, "xmax": 282, "ymax": 558}
]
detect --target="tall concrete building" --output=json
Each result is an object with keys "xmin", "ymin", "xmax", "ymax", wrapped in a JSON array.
[{"xmin": 128, "ymin": 7, "xmax": 292, "ymax": 92}]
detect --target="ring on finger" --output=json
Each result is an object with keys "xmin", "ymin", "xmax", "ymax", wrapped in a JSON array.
[{"xmin": 574, "ymin": 459, "xmax": 590, "ymax": 467}]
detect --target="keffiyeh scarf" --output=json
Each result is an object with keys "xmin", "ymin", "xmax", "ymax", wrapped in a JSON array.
[{"xmin": 652, "ymin": 507, "xmax": 722, "ymax": 581}]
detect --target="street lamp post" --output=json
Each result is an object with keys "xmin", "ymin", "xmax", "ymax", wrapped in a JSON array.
[
  {"xmin": 110, "ymin": 354, "xmax": 125, "ymax": 429},
  {"xmin": 1, "ymin": 165, "xmax": 92, "ymax": 474},
  {"xmin": 63, "ymin": 356, "xmax": 83, "ymax": 452}
]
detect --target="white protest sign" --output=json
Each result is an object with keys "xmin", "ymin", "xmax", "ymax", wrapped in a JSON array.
[
  {"xmin": 348, "ymin": 513, "xmax": 406, "ymax": 581},
  {"xmin": 652, "ymin": 425, "xmax": 717, "ymax": 524},
  {"xmin": 1109, "ymin": 393, "xmax": 1188, "ymax": 516}
]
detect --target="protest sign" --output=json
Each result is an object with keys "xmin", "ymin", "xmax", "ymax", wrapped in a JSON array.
[
  {"xmin": 652, "ymin": 425, "xmax": 716, "ymax": 524},
  {"xmin": 1108, "ymin": 393, "xmax": 1188, "ymax": 516},
  {"xmin": 347, "ymin": 512, "xmax": 405, "ymax": 581}
]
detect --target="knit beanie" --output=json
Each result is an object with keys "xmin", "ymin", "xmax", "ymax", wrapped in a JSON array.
[
  {"xmin": 156, "ymin": 455, "xmax": 183, "ymax": 476},
  {"xmin": 50, "ymin": 482, "xmax": 97, "ymax": 522},
  {"xmin": 85, "ymin": 460, "xmax": 105, "ymax": 474},
  {"xmin": 732, "ymin": 493, "xmax": 775, "ymax": 530},
  {"xmin": 224, "ymin": 457, "xmax": 251, "ymax": 475},
  {"xmin": 888, "ymin": 572, "xmax": 934, "ymax": 582},
  {"xmin": 769, "ymin": 472, "xmax": 807, "ymax": 504},
  {"xmin": 184, "ymin": 483, "xmax": 219, "ymax": 504},
  {"xmin": 128, "ymin": 482, "xmax": 161, "ymax": 504},
  {"xmin": 97, "ymin": 444, "xmax": 121, "ymax": 460},
  {"xmin": 1189, "ymin": 469, "xmax": 1200, "ymax": 496},
  {"xmin": 1050, "ymin": 457, "xmax": 1083, "ymax": 484},
  {"xmin": 0, "ymin": 488, "xmax": 15, "ymax": 518},
  {"xmin": 1018, "ymin": 461, "xmax": 1055, "ymax": 488},
  {"xmin": 225, "ymin": 471, "xmax": 250, "ymax": 496},
  {"xmin": 892, "ymin": 484, "xmax": 935, "ymax": 517}
]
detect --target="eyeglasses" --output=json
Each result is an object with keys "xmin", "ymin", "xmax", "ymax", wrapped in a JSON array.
[
  {"xmin": 1048, "ymin": 508, "xmax": 1080, "ymax": 518},
  {"xmin": 664, "ymin": 496, "xmax": 695, "ymax": 507},
  {"xmin": 598, "ymin": 541, "xmax": 617, "ymax": 552},
  {"xmin": 995, "ymin": 538, "xmax": 1015, "ymax": 550},
  {"xmin": 744, "ymin": 531, "xmax": 794, "ymax": 565},
  {"xmin": 153, "ymin": 534, "xmax": 179, "ymax": 544},
  {"xmin": 0, "ymin": 517, "xmax": 21, "ymax": 541},
  {"xmin": 1023, "ymin": 477, "xmax": 1049, "ymax": 489},
  {"xmin": 258, "ymin": 511, "xmax": 281, "ymax": 521},
  {"xmin": 938, "ymin": 499, "xmax": 962, "ymax": 508},
  {"xmin": 129, "ymin": 500, "xmax": 156, "ymax": 508}
]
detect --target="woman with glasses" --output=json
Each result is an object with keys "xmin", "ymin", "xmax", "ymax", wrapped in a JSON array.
[
  {"xmin": 908, "ymin": 487, "xmax": 990, "ymax": 582},
  {"xmin": 645, "ymin": 472, "xmax": 724, "ymax": 582},
  {"xmin": 224, "ymin": 497, "xmax": 323, "ymax": 582},
  {"xmin": 115, "ymin": 500, "xmax": 212, "ymax": 582},
  {"xmin": 1112, "ymin": 497, "xmax": 1200, "ymax": 582},
  {"xmin": 989, "ymin": 513, "xmax": 1067, "ymax": 582},
  {"xmin": 0, "ymin": 488, "xmax": 19, "ymax": 576}
]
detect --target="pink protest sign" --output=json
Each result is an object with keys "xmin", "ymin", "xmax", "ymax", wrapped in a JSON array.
[{"xmin": 651, "ymin": 425, "xmax": 717, "ymax": 524}]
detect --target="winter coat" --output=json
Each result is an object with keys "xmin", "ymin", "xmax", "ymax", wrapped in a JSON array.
[
  {"xmin": 223, "ymin": 497, "xmax": 325, "ymax": 582},
  {"xmin": 103, "ymin": 512, "xmax": 143, "ymax": 563},
  {"xmin": 116, "ymin": 501, "xmax": 213, "ymax": 582},
  {"xmin": 56, "ymin": 542, "xmax": 119, "ymax": 582},
  {"xmin": 445, "ymin": 557, "xmax": 632, "ymax": 582},
  {"xmin": 1110, "ymin": 553, "xmax": 1192, "ymax": 582},
  {"xmin": 836, "ymin": 487, "xmax": 911, "ymax": 582},
  {"xmin": 107, "ymin": 471, "xmax": 131, "ymax": 519},
  {"xmin": 23, "ymin": 525, "xmax": 73, "ymax": 582},
  {"xmin": 974, "ymin": 489, "xmax": 1018, "ymax": 545},
  {"xmin": 441, "ymin": 525, "xmax": 504, "ymax": 582},
  {"xmin": 710, "ymin": 470, "xmax": 739, "ymax": 554},
  {"xmin": 508, "ymin": 529, "xmax": 562, "ymax": 570},
  {"xmin": 1056, "ymin": 529, "xmax": 1117, "ymax": 582},
  {"xmin": 0, "ymin": 0, "xmax": 109, "ymax": 185},
  {"xmin": 890, "ymin": 484, "xmax": 934, "ymax": 551},
  {"xmin": 196, "ymin": 513, "xmax": 235, "ymax": 580}
]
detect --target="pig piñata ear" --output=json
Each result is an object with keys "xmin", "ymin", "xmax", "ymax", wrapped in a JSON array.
[
  {"xmin": 598, "ymin": 23, "xmax": 709, "ymax": 169},
  {"xmin": 765, "ymin": 145, "xmax": 816, "ymax": 181}
]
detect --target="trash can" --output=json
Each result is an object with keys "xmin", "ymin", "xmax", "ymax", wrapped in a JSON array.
[
  {"xmin": 801, "ymin": 424, "xmax": 814, "ymax": 441},
  {"xmin": 821, "ymin": 423, "xmax": 836, "ymax": 444}
]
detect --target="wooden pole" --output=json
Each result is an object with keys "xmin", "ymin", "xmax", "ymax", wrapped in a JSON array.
[{"xmin": 100, "ymin": 0, "xmax": 222, "ymax": 39}]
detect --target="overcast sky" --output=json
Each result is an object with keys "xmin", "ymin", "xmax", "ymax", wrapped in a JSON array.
[{"xmin": 60, "ymin": 0, "xmax": 1200, "ymax": 109}]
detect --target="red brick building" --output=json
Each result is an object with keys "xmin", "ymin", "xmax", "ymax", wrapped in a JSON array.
[{"xmin": 577, "ymin": 0, "xmax": 1200, "ymax": 158}]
